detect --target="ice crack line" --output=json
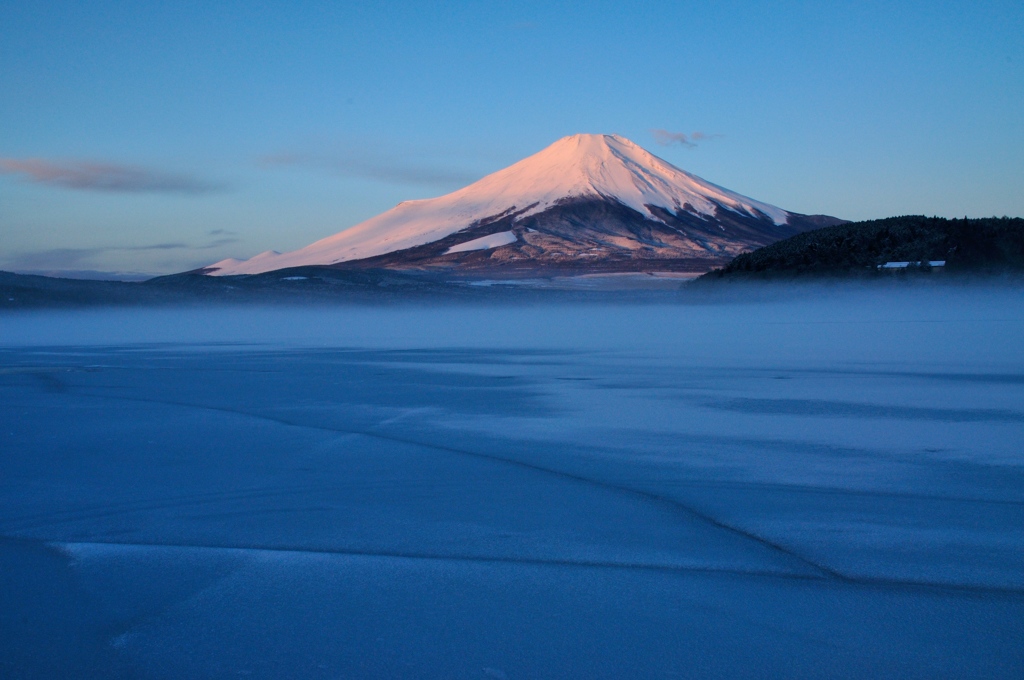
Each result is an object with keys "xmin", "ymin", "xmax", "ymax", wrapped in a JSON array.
[
  {"xmin": 42, "ymin": 538, "xmax": 821, "ymax": 583},
  {"xmin": 52, "ymin": 389, "xmax": 843, "ymax": 581},
  {"xmin": 36, "ymin": 538, "xmax": 1024, "ymax": 597}
]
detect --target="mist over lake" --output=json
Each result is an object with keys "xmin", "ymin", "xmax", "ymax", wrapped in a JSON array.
[{"xmin": 2, "ymin": 284, "xmax": 1022, "ymax": 678}]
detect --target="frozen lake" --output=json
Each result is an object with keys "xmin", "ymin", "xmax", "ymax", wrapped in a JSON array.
[{"xmin": 2, "ymin": 286, "xmax": 1023, "ymax": 678}]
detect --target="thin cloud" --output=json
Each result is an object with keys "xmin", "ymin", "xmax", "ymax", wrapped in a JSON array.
[
  {"xmin": 0, "ymin": 157, "xmax": 225, "ymax": 194},
  {"xmin": 10, "ymin": 248, "xmax": 109, "ymax": 270},
  {"xmin": 257, "ymin": 152, "xmax": 309, "ymax": 168},
  {"xmin": 125, "ymin": 242, "xmax": 190, "ymax": 251},
  {"xmin": 201, "ymin": 237, "xmax": 240, "ymax": 249},
  {"xmin": 257, "ymin": 151, "xmax": 480, "ymax": 187},
  {"xmin": 650, "ymin": 129, "xmax": 723, "ymax": 149},
  {"xmin": 6, "ymin": 239, "xmax": 239, "ymax": 270}
]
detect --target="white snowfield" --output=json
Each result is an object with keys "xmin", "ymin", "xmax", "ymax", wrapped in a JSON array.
[
  {"xmin": 445, "ymin": 230, "xmax": 518, "ymax": 254},
  {"xmin": 208, "ymin": 134, "xmax": 791, "ymax": 275}
]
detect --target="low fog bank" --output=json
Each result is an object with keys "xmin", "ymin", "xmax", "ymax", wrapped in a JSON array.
[
  {"xmin": 2, "ymin": 284, "xmax": 1022, "ymax": 369},
  {"xmin": 4, "ymin": 265, "xmax": 1023, "ymax": 311}
]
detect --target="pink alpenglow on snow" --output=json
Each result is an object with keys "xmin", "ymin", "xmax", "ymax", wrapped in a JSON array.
[{"xmin": 206, "ymin": 134, "xmax": 828, "ymax": 276}]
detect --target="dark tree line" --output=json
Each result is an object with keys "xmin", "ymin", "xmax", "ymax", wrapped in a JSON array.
[{"xmin": 702, "ymin": 216, "xmax": 1024, "ymax": 279}]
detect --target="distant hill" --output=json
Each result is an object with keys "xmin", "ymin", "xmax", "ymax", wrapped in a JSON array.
[
  {"xmin": 0, "ymin": 267, "xmax": 684, "ymax": 309},
  {"xmin": 699, "ymin": 216, "xmax": 1024, "ymax": 280},
  {"xmin": 0, "ymin": 268, "xmax": 474, "ymax": 309}
]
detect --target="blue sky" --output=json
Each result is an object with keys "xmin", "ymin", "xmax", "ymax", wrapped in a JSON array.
[{"xmin": 1, "ymin": 0, "xmax": 1021, "ymax": 276}]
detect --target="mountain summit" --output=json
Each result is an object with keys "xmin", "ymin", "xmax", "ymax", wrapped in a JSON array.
[{"xmin": 207, "ymin": 134, "xmax": 843, "ymax": 276}]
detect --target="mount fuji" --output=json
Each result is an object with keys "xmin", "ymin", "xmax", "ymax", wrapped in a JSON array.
[{"xmin": 206, "ymin": 134, "xmax": 844, "ymax": 276}]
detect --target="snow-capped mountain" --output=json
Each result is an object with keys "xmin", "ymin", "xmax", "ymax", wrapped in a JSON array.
[{"xmin": 207, "ymin": 134, "xmax": 843, "ymax": 276}]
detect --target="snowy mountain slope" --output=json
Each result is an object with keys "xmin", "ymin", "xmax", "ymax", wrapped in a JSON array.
[
  {"xmin": 445, "ymin": 231, "xmax": 518, "ymax": 254},
  {"xmin": 207, "ymin": 134, "xmax": 842, "ymax": 276}
]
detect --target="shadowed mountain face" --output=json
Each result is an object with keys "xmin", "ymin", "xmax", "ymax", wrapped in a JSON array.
[
  {"xmin": 331, "ymin": 198, "xmax": 845, "ymax": 275},
  {"xmin": 206, "ymin": 134, "xmax": 845, "ymax": 277}
]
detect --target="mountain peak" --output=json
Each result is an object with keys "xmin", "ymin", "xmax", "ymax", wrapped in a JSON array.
[
  {"xmin": 437, "ymin": 132, "xmax": 787, "ymax": 229},
  {"xmin": 542, "ymin": 132, "xmax": 632, "ymax": 153}
]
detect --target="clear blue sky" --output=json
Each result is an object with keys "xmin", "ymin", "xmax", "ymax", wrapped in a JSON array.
[{"xmin": 1, "ymin": 0, "xmax": 1021, "ymax": 276}]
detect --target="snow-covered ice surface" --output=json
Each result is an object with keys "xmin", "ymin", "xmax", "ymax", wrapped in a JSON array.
[
  {"xmin": 1, "ymin": 285, "xmax": 1023, "ymax": 678},
  {"xmin": 208, "ymin": 134, "xmax": 790, "ymax": 275}
]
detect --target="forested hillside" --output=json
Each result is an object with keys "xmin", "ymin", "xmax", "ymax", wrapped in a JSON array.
[{"xmin": 701, "ymin": 216, "xmax": 1024, "ymax": 279}]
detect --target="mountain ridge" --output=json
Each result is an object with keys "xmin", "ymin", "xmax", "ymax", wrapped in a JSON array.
[{"xmin": 207, "ymin": 134, "xmax": 845, "ymax": 276}]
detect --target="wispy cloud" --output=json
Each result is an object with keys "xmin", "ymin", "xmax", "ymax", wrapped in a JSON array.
[
  {"xmin": 11, "ymin": 248, "xmax": 112, "ymax": 270},
  {"xmin": 0, "ymin": 157, "xmax": 225, "ymax": 194},
  {"xmin": 256, "ymin": 151, "xmax": 480, "ymax": 187},
  {"xmin": 650, "ymin": 129, "xmax": 723, "ymax": 149},
  {"xmin": 6, "ymin": 239, "xmax": 240, "ymax": 271},
  {"xmin": 202, "ymin": 237, "xmax": 240, "ymax": 249}
]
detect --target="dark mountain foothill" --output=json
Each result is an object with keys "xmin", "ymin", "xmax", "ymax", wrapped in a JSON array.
[
  {"xmin": 0, "ymin": 267, "xmax": 688, "ymax": 309},
  {"xmin": 0, "ymin": 268, "xmax": 473, "ymax": 309},
  {"xmin": 699, "ymin": 216, "xmax": 1024, "ymax": 281},
  {"xmin": 317, "ymin": 197, "xmax": 847, "ymax": 275}
]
